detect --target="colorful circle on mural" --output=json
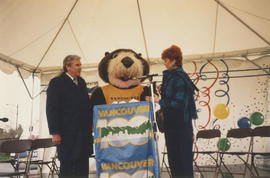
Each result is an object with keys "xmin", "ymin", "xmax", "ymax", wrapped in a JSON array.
[
  {"xmin": 222, "ymin": 174, "xmax": 234, "ymax": 178},
  {"xmin": 237, "ymin": 117, "xmax": 251, "ymax": 128},
  {"xmin": 217, "ymin": 138, "xmax": 231, "ymax": 151},
  {"xmin": 250, "ymin": 112, "xmax": 264, "ymax": 125},
  {"xmin": 213, "ymin": 103, "xmax": 230, "ymax": 120}
]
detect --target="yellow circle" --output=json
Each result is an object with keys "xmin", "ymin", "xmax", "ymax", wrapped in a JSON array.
[{"xmin": 213, "ymin": 103, "xmax": 230, "ymax": 120}]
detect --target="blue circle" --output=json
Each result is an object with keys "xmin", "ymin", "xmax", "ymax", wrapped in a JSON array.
[{"xmin": 237, "ymin": 117, "xmax": 251, "ymax": 128}]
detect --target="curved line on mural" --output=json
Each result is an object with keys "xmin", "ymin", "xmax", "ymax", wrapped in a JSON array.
[
  {"xmin": 193, "ymin": 133, "xmax": 199, "ymax": 161},
  {"xmin": 191, "ymin": 61, "xmax": 201, "ymax": 133},
  {"xmin": 197, "ymin": 60, "xmax": 219, "ymax": 129},
  {"xmin": 206, "ymin": 60, "xmax": 219, "ymax": 89},
  {"xmin": 199, "ymin": 61, "xmax": 209, "ymax": 81},
  {"xmin": 198, "ymin": 101, "xmax": 211, "ymax": 129},
  {"xmin": 217, "ymin": 59, "xmax": 230, "ymax": 106},
  {"xmin": 199, "ymin": 87, "xmax": 210, "ymax": 105},
  {"xmin": 211, "ymin": 118, "xmax": 221, "ymax": 130},
  {"xmin": 215, "ymin": 90, "xmax": 230, "ymax": 106},
  {"xmin": 189, "ymin": 61, "xmax": 198, "ymax": 78},
  {"xmin": 190, "ymin": 61, "xmax": 200, "ymax": 84},
  {"xmin": 213, "ymin": 124, "xmax": 221, "ymax": 130},
  {"xmin": 212, "ymin": 118, "xmax": 218, "ymax": 125},
  {"xmin": 190, "ymin": 61, "xmax": 200, "ymax": 130},
  {"xmin": 190, "ymin": 61, "xmax": 200, "ymax": 100},
  {"xmin": 199, "ymin": 60, "xmax": 220, "ymax": 88}
]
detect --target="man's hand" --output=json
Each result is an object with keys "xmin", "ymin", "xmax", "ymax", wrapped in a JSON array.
[{"xmin": 52, "ymin": 134, "xmax": 62, "ymax": 145}]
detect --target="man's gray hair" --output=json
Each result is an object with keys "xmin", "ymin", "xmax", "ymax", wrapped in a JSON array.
[{"xmin": 63, "ymin": 55, "xmax": 81, "ymax": 72}]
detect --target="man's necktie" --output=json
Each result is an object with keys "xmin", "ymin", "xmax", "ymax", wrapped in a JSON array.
[{"xmin": 73, "ymin": 78, "xmax": 78, "ymax": 86}]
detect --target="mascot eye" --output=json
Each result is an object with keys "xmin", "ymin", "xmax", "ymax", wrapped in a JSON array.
[{"xmin": 112, "ymin": 53, "xmax": 118, "ymax": 58}]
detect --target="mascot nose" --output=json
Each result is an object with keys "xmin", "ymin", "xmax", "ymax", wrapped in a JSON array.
[{"xmin": 121, "ymin": 57, "xmax": 134, "ymax": 68}]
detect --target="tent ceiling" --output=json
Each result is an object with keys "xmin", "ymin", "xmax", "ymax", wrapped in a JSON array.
[{"xmin": 0, "ymin": 0, "xmax": 269, "ymax": 74}]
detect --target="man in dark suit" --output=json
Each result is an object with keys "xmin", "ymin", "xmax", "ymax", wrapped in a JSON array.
[{"xmin": 46, "ymin": 55, "xmax": 93, "ymax": 178}]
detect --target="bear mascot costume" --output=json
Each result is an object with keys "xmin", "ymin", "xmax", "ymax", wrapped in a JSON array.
[
  {"xmin": 90, "ymin": 48, "xmax": 150, "ymax": 105},
  {"xmin": 90, "ymin": 49, "xmax": 161, "ymax": 177}
]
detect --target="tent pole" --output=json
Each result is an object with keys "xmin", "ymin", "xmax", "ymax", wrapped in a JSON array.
[
  {"xmin": 242, "ymin": 55, "xmax": 270, "ymax": 75},
  {"xmin": 29, "ymin": 73, "xmax": 35, "ymax": 136},
  {"xmin": 16, "ymin": 67, "xmax": 33, "ymax": 99},
  {"xmin": 212, "ymin": 3, "xmax": 219, "ymax": 53},
  {"xmin": 215, "ymin": 0, "xmax": 270, "ymax": 46},
  {"xmin": 33, "ymin": 0, "xmax": 79, "ymax": 73},
  {"xmin": 67, "ymin": 20, "xmax": 89, "ymax": 64},
  {"xmin": 16, "ymin": 67, "xmax": 36, "ymax": 137},
  {"xmin": 136, "ymin": 0, "xmax": 150, "ymax": 62}
]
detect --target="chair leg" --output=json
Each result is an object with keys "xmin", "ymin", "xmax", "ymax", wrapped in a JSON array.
[
  {"xmin": 161, "ymin": 152, "xmax": 172, "ymax": 178},
  {"xmin": 49, "ymin": 158, "xmax": 59, "ymax": 177},
  {"xmin": 236, "ymin": 155, "xmax": 255, "ymax": 177},
  {"xmin": 194, "ymin": 161, "xmax": 204, "ymax": 178},
  {"xmin": 161, "ymin": 152, "xmax": 165, "ymax": 171},
  {"xmin": 215, "ymin": 155, "xmax": 224, "ymax": 178},
  {"xmin": 44, "ymin": 163, "xmax": 55, "ymax": 178},
  {"xmin": 24, "ymin": 150, "xmax": 33, "ymax": 178},
  {"xmin": 208, "ymin": 154, "xmax": 224, "ymax": 177},
  {"xmin": 250, "ymin": 154, "xmax": 260, "ymax": 176},
  {"xmin": 40, "ymin": 164, "xmax": 44, "ymax": 178},
  {"xmin": 219, "ymin": 154, "xmax": 234, "ymax": 177},
  {"xmin": 48, "ymin": 152, "xmax": 59, "ymax": 177}
]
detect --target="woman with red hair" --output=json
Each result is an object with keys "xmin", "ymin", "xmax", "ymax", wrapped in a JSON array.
[{"xmin": 147, "ymin": 45, "xmax": 198, "ymax": 177}]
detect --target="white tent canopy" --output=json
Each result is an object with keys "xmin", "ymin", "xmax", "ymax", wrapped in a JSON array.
[{"xmin": 0, "ymin": 0, "xmax": 270, "ymax": 75}]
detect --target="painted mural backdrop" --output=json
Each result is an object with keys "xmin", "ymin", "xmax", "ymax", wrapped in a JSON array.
[{"xmin": 183, "ymin": 57, "xmax": 270, "ymax": 165}]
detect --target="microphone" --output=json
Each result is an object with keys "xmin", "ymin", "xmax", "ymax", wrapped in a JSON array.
[
  {"xmin": 0, "ymin": 117, "xmax": 8, "ymax": 122},
  {"xmin": 134, "ymin": 74, "xmax": 159, "ymax": 80}
]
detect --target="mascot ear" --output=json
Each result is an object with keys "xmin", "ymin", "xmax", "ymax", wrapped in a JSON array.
[
  {"xmin": 136, "ymin": 53, "xmax": 142, "ymax": 59},
  {"xmin": 105, "ymin": 52, "xmax": 110, "ymax": 56}
]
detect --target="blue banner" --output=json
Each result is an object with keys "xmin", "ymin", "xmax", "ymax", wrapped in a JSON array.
[{"xmin": 93, "ymin": 101, "xmax": 160, "ymax": 178}]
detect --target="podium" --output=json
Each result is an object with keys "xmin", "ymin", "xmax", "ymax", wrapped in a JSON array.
[{"xmin": 93, "ymin": 101, "xmax": 160, "ymax": 178}]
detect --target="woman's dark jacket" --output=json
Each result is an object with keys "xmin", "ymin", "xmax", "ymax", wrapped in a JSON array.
[{"xmin": 159, "ymin": 67, "xmax": 198, "ymax": 130}]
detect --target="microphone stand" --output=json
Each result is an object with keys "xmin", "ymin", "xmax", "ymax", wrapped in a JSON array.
[
  {"xmin": 139, "ymin": 74, "xmax": 159, "ymax": 132},
  {"xmin": 149, "ymin": 75, "xmax": 157, "ymax": 132},
  {"xmin": 142, "ymin": 74, "xmax": 161, "ymax": 177}
]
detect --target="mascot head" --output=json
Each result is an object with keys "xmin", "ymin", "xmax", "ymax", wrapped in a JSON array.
[{"xmin": 98, "ymin": 49, "xmax": 149, "ymax": 88}]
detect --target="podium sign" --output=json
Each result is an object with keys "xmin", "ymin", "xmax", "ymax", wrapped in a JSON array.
[{"xmin": 93, "ymin": 101, "xmax": 159, "ymax": 178}]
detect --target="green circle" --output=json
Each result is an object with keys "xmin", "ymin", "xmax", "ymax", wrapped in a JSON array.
[
  {"xmin": 217, "ymin": 138, "xmax": 231, "ymax": 151},
  {"xmin": 250, "ymin": 112, "xmax": 264, "ymax": 126},
  {"xmin": 222, "ymin": 174, "xmax": 234, "ymax": 178}
]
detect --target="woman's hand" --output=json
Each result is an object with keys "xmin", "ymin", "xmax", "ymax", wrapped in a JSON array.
[{"xmin": 145, "ymin": 94, "xmax": 160, "ymax": 103}]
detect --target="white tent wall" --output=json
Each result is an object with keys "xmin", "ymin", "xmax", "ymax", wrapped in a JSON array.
[{"xmin": 0, "ymin": 66, "xmax": 40, "ymax": 139}]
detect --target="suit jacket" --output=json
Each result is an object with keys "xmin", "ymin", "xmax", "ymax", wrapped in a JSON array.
[{"xmin": 46, "ymin": 73, "xmax": 93, "ymax": 160}]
